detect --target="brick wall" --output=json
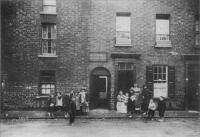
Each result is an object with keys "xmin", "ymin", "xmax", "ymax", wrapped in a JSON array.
[
  {"xmin": 2, "ymin": 0, "xmax": 198, "ymax": 110},
  {"xmin": 88, "ymin": 0, "xmax": 197, "ymax": 109}
]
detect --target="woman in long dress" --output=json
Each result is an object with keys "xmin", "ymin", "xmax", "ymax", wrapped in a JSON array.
[{"xmin": 117, "ymin": 90, "xmax": 126, "ymax": 113}]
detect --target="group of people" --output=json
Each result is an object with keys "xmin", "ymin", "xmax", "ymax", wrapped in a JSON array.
[
  {"xmin": 48, "ymin": 87, "xmax": 89, "ymax": 125},
  {"xmin": 116, "ymin": 84, "xmax": 166, "ymax": 121}
]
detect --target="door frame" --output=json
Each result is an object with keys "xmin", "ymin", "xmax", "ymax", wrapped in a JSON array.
[{"xmin": 89, "ymin": 67, "xmax": 111, "ymax": 109}]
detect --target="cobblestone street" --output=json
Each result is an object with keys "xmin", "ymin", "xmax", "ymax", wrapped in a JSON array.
[{"xmin": 1, "ymin": 118, "xmax": 200, "ymax": 137}]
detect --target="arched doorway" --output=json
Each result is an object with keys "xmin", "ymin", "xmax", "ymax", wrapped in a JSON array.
[{"xmin": 90, "ymin": 67, "xmax": 111, "ymax": 109}]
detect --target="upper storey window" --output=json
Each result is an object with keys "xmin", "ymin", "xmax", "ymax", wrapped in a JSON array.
[
  {"xmin": 116, "ymin": 13, "xmax": 131, "ymax": 46},
  {"xmin": 41, "ymin": 24, "xmax": 56, "ymax": 55},
  {"xmin": 155, "ymin": 14, "xmax": 171, "ymax": 47},
  {"xmin": 43, "ymin": 0, "xmax": 56, "ymax": 14}
]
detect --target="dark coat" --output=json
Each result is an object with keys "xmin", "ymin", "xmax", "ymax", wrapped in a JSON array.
[
  {"xmin": 62, "ymin": 94, "xmax": 70, "ymax": 109},
  {"xmin": 158, "ymin": 100, "xmax": 166, "ymax": 112},
  {"xmin": 141, "ymin": 88, "xmax": 152, "ymax": 111}
]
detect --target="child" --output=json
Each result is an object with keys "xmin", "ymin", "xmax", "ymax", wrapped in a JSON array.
[
  {"xmin": 147, "ymin": 98, "xmax": 157, "ymax": 120},
  {"xmin": 48, "ymin": 93, "xmax": 56, "ymax": 117},
  {"xmin": 158, "ymin": 96, "xmax": 166, "ymax": 122}
]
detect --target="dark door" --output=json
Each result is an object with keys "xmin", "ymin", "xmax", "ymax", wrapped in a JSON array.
[
  {"xmin": 90, "ymin": 75, "xmax": 109, "ymax": 109},
  {"xmin": 188, "ymin": 67, "xmax": 200, "ymax": 110},
  {"xmin": 118, "ymin": 70, "xmax": 134, "ymax": 93}
]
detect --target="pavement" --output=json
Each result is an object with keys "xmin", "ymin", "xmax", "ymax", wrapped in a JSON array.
[
  {"xmin": 1, "ymin": 118, "xmax": 200, "ymax": 137},
  {"xmin": 0, "ymin": 109, "xmax": 200, "ymax": 119}
]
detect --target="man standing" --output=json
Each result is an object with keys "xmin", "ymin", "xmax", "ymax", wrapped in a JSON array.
[{"xmin": 69, "ymin": 91, "xmax": 76, "ymax": 126}]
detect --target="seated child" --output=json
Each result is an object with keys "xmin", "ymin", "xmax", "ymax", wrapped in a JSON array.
[{"xmin": 147, "ymin": 98, "xmax": 157, "ymax": 120}]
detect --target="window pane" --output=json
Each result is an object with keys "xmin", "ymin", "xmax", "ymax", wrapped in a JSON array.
[
  {"xmin": 46, "ymin": 89, "xmax": 51, "ymax": 94},
  {"xmin": 46, "ymin": 84, "xmax": 50, "ymax": 88},
  {"xmin": 42, "ymin": 26, "xmax": 48, "ymax": 39},
  {"xmin": 116, "ymin": 16, "xmax": 130, "ymax": 31},
  {"xmin": 43, "ymin": 0, "xmax": 56, "ymax": 5},
  {"xmin": 51, "ymin": 84, "xmax": 55, "ymax": 88},
  {"xmin": 41, "ymin": 84, "xmax": 46, "ymax": 88},
  {"xmin": 156, "ymin": 19, "xmax": 169, "ymax": 34},
  {"xmin": 43, "ymin": 6, "xmax": 56, "ymax": 13},
  {"xmin": 41, "ymin": 89, "xmax": 46, "ymax": 94},
  {"xmin": 42, "ymin": 40, "xmax": 48, "ymax": 53},
  {"xmin": 51, "ymin": 25, "xmax": 56, "ymax": 39}
]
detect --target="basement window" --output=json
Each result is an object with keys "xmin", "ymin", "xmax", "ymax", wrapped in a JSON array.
[{"xmin": 39, "ymin": 70, "xmax": 56, "ymax": 94}]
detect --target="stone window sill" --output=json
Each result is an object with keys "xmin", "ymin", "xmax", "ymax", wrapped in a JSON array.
[
  {"xmin": 40, "ymin": 12, "xmax": 57, "ymax": 15},
  {"xmin": 115, "ymin": 44, "xmax": 132, "ymax": 47},
  {"xmin": 38, "ymin": 54, "xmax": 58, "ymax": 58},
  {"xmin": 155, "ymin": 40, "xmax": 172, "ymax": 48}
]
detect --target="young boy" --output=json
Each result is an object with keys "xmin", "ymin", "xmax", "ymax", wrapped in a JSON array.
[
  {"xmin": 147, "ymin": 98, "xmax": 157, "ymax": 120},
  {"xmin": 158, "ymin": 96, "xmax": 166, "ymax": 122}
]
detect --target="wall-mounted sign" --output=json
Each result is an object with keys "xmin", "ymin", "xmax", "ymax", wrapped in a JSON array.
[{"xmin": 89, "ymin": 52, "xmax": 107, "ymax": 62}]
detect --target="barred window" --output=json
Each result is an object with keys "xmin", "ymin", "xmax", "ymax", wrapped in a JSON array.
[{"xmin": 42, "ymin": 24, "xmax": 56, "ymax": 55}]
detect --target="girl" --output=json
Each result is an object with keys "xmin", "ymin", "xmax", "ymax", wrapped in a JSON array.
[
  {"xmin": 147, "ymin": 98, "xmax": 157, "ymax": 120},
  {"xmin": 117, "ymin": 90, "xmax": 125, "ymax": 113}
]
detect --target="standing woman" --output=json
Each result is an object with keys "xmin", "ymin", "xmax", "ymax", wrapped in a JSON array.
[
  {"xmin": 141, "ymin": 85, "xmax": 152, "ymax": 115},
  {"xmin": 116, "ymin": 90, "xmax": 124, "ymax": 113},
  {"xmin": 56, "ymin": 92, "xmax": 63, "ymax": 112}
]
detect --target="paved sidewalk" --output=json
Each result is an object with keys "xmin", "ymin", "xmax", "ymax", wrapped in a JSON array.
[{"xmin": 0, "ymin": 109, "xmax": 200, "ymax": 119}]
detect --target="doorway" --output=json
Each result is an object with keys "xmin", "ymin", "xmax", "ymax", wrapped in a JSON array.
[
  {"xmin": 188, "ymin": 65, "xmax": 200, "ymax": 110},
  {"xmin": 90, "ymin": 67, "xmax": 111, "ymax": 109},
  {"xmin": 117, "ymin": 63, "xmax": 135, "ymax": 93}
]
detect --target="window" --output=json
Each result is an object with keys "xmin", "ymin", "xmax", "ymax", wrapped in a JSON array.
[
  {"xmin": 43, "ymin": 0, "xmax": 56, "ymax": 14},
  {"xmin": 42, "ymin": 24, "xmax": 56, "ymax": 55},
  {"xmin": 39, "ymin": 70, "xmax": 56, "ymax": 94},
  {"xmin": 118, "ymin": 63, "xmax": 134, "ymax": 71},
  {"xmin": 153, "ymin": 66, "xmax": 168, "ymax": 98},
  {"xmin": 146, "ymin": 66, "xmax": 175, "ymax": 98},
  {"xmin": 156, "ymin": 14, "xmax": 171, "ymax": 47},
  {"xmin": 156, "ymin": 14, "xmax": 170, "ymax": 41},
  {"xmin": 195, "ymin": 15, "xmax": 199, "ymax": 46},
  {"xmin": 116, "ymin": 13, "xmax": 131, "ymax": 45}
]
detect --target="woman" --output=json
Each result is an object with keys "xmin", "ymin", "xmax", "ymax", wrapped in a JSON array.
[
  {"xmin": 79, "ymin": 87, "xmax": 89, "ymax": 115},
  {"xmin": 116, "ymin": 90, "xmax": 125, "ymax": 113},
  {"xmin": 56, "ymin": 92, "xmax": 63, "ymax": 112}
]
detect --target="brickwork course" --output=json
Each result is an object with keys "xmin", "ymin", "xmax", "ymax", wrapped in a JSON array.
[{"xmin": 1, "ymin": 0, "xmax": 199, "ymax": 110}]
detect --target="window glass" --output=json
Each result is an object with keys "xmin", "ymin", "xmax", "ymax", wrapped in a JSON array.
[{"xmin": 116, "ymin": 13, "xmax": 131, "ymax": 45}]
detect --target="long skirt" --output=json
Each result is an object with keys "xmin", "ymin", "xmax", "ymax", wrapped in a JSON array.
[{"xmin": 117, "ymin": 102, "xmax": 127, "ymax": 113}]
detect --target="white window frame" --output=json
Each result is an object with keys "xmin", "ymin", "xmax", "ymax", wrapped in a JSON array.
[
  {"xmin": 116, "ymin": 13, "xmax": 131, "ymax": 46},
  {"xmin": 41, "ymin": 84, "xmax": 55, "ymax": 94},
  {"xmin": 153, "ymin": 66, "xmax": 168, "ymax": 98},
  {"xmin": 41, "ymin": 24, "xmax": 56, "ymax": 55},
  {"xmin": 43, "ymin": 0, "xmax": 56, "ymax": 14}
]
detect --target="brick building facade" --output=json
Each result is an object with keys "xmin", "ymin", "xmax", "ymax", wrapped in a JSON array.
[{"xmin": 1, "ymin": 0, "xmax": 200, "ymax": 110}]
